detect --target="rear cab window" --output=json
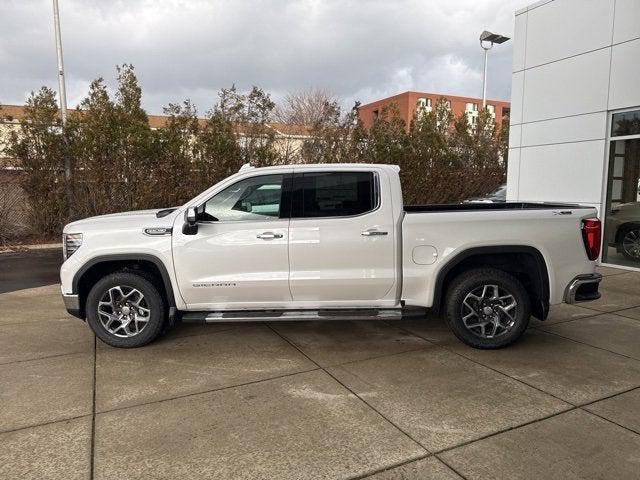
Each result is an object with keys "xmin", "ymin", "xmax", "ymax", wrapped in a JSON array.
[{"xmin": 292, "ymin": 171, "xmax": 377, "ymax": 218}]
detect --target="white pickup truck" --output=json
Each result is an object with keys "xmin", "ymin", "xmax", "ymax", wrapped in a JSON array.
[{"xmin": 61, "ymin": 163, "xmax": 603, "ymax": 349}]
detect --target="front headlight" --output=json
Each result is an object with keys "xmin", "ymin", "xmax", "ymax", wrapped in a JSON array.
[{"xmin": 63, "ymin": 233, "xmax": 83, "ymax": 260}]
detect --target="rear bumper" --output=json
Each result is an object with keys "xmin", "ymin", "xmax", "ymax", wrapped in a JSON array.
[
  {"xmin": 564, "ymin": 273, "xmax": 602, "ymax": 304},
  {"xmin": 62, "ymin": 291, "xmax": 82, "ymax": 319}
]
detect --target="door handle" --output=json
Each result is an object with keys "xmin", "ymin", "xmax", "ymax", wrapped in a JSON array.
[
  {"xmin": 361, "ymin": 230, "xmax": 388, "ymax": 236},
  {"xmin": 257, "ymin": 232, "xmax": 283, "ymax": 240}
]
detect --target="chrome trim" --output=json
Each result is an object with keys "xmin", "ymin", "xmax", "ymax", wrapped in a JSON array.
[
  {"xmin": 564, "ymin": 273, "xmax": 602, "ymax": 304},
  {"xmin": 181, "ymin": 308, "xmax": 402, "ymax": 323},
  {"xmin": 256, "ymin": 232, "xmax": 284, "ymax": 239},
  {"xmin": 143, "ymin": 227, "xmax": 173, "ymax": 236}
]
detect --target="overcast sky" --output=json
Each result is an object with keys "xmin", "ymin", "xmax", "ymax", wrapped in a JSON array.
[{"xmin": 2, "ymin": 0, "xmax": 530, "ymax": 116}]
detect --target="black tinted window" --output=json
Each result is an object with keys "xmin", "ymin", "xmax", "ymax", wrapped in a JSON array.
[{"xmin": 295, "ymin": 172, "xmax": 376, "ymax": 218}]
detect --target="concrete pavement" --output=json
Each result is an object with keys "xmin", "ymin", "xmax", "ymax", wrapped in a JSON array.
[{"xmin": 1, "ymin": 267, "xmax": 640, "ymax": 479}]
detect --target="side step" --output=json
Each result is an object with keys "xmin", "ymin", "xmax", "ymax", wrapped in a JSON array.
[{"xmin": 180, "ymin": 308, "xmax": 403, "ymax": 323}]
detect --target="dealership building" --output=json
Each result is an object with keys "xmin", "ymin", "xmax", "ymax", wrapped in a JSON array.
[{"xmin": 507, "ymin": 0, "xmax": 640, "ymax": 270}]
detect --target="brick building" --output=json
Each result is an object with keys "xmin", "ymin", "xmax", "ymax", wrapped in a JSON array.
[{"xmin": 357, "ymin": 91, "xmax": 510, "ymax": 130}]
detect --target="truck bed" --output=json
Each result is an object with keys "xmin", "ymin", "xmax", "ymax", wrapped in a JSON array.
[{"xmin": 404, "ymin": 202, "xmax": 582, "ymax": 213}]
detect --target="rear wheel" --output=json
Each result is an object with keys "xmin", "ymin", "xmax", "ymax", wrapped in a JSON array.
[
  {"xmin": 86, "ymin": 272, "xmax": 165, "ymax": 348},
  {"xmin": 445, "ymin": 267, "xmax": 531, "ymax": 349}
]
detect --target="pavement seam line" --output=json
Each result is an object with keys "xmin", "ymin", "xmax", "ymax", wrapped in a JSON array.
[
  {"xmin": 323, "ymin": 344, "xmax": 433, "ymax": 369},
  {"xmin": 0, "ymin": 350, "xmax": 91, "ymax": 366},
  {"xmin": 535, "ymin": 327, "xmax": 640, "ymax": 362},
  {"xmin": 264, "ymin": 322, "xmax": 431, "ymax": 455},
  {"xmin": 390, "ymin": 323, "xmax": 577, "ymax": 407},
  {"xmin": 96, "ymin": 367, "xmax": 321, "ymax": 415},
  {"xmin": 579, "ymin": 405, "xmax": 640, "ymax": 436},
  {"xmin": 432, "ymin": 454, "xmax": 471, "ymax": 480},
  {"xmin": 90, "ymin": 336, "xmax": 97, "ymax": 480},
  {"xmin": 433, "ymin": 404, "xmax": 579, "ymax": 456},
  {"xmin": 0, "ymin": 414, "xmax": 92, "ymax": 436},
  {"xmin": 532, "ymin": 309, "xmax": 640, "ymax": 331},
  {"xmin": 345, "ymin": 453, "xmax": 434, "ymax": 480},
  {"xmin": 577, "ymin": 384, "xmax": 640, "ymax": 408}
]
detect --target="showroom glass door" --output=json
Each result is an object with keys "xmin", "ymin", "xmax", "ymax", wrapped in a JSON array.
[{"xmin": 603, "ymin": 109, "xmax": 640, "ymax": 268}]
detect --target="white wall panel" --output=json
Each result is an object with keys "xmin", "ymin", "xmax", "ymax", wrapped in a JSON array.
[
  {"xmin": 517, "ymin": 140, "xmax": 606, "ymax": 204},
  {"xmin": 510, "ymin": 71, "xmax": 525, "ymax": 125},
  {"xmin": 506, "ymin": 148, "xmax": 521, "ymax": 201},
  {"xmin": 608, "ymin": 39, "xmax": 640, "ymax": 110},
  {"xmin": 613, "ymin": 0, "xmax": 640, "ymax": 44},
  {"xmin": 512, "ymin": 12, "xmax": 528, "ymax": 72},
  {"xmin": 522, "ymin": 48, "xmax": 610, "ymax": 123},
  {"xmin": 509, "ymin": 124, "xmax": 522, "ymax": 149},
  {"xmin": 521, "ymin": 111, "xmax": 607, "ymax": 147},
  {"xmin": 525, "ymin": 0, "xmax": 614, "ymax": 68}
]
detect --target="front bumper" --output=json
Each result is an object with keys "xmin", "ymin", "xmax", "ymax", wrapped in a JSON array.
[
  {"xmin": 62, "ymin": 291, "xmax": 82, "ymax": 319},
  {"xmin": 564, "ymin": 273, "xmax": 602, "ymax": 304}
]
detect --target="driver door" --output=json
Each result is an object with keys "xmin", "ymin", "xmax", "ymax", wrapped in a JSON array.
[{"xmin": 172, "ymin": 172, "xmax": 292, "ymax": 310}]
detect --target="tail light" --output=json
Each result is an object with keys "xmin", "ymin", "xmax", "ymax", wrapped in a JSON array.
[{"xmin": 581, "ymin": 218, "xmax": 601, "ymax": 261}]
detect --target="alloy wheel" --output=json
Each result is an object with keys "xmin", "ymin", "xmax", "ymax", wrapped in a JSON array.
[
  {"xmin": 461, "ymin": 284, "xmax": 518, "ymax": 339},
  {"xmin": 622, "ymin": 229, "xmax": 640, "ymax": 261},
  {"xmin": 97, "ymin": 285, "xmax": 151, "ymax": 338}
]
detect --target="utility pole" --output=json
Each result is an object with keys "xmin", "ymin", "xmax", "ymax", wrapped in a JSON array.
[{"xmin": 53, "ymin": 0, "xmax": 72, "ymax": 209}]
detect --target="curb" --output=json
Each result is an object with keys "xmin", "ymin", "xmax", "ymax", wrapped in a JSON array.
[{"xmin": 0, "ymin": 243, "xmax": 62, "ymax": 254}]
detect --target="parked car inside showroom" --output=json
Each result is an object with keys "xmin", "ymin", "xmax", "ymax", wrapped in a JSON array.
[{"xmin": 607, "ymin": 202, "xmax": 640, "ymax": 263}]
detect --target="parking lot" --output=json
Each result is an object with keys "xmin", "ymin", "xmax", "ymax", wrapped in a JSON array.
[{"xmin": 1, "ymin": 263, "xmax": 640, "ymax": 479}]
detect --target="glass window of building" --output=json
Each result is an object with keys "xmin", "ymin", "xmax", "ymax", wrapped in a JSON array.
[{"xmin": 603, "ymin": 109, "xmax": 640, "ymax": 268}]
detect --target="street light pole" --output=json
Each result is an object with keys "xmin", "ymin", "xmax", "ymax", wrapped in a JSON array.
[
  {"xmin": 481, "ymin": 44, "xmax": 490, "ymax": 108},
  {"xmin": 53, "ymin": 0, "xmax": 68, "ymax": 128},
  {"xmin": 53, "ymin": 0, "xmax": 72, "ymax": 210},
  {"xmin": 479, "ymin": 30, "xmax": 510, "ymax": 109}
]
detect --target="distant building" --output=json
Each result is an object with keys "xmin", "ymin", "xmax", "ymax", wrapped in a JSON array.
[{"xmin": 357, "ymin": 91, "xmax": 511, "ymax": 130}]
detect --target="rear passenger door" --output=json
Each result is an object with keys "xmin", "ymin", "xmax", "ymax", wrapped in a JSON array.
[{"xmin": 288, "ymin": 170, "xmax": 397, "ymax": 306}]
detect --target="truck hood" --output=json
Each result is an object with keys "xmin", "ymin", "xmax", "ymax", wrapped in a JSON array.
[{"xmin": 64, "ymin": 208, "xmax": 179, "ymax": 232}]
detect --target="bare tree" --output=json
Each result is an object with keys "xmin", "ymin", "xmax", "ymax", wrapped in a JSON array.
[{"xmin": 274, "ymin": 88, "xmax": 339, "ymax": 127}]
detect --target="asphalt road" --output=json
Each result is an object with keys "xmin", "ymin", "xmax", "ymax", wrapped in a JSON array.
[{"xmin": 0, "ymin": 248, "xmax": 62, "ymax": 293}]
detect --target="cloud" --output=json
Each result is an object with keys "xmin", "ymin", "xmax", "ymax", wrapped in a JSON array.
[{"xmin": 1, "ymin": 0, "xmax": 529, "ymax": 115}]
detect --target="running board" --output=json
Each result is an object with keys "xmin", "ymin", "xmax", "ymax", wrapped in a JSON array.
[{"xmin": 180, "ymin": 308, "xmax": 403, "ymax": 323}]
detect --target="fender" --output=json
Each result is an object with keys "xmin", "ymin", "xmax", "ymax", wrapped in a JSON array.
[
  {"xmin": 72, "ymin": 253, "xmax": 177, "ymax": 314},
  {"xmin": 431, "ymin": 245, "xmax": 550, "ymax": 319}
]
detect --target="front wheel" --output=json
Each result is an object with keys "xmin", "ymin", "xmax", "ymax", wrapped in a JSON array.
[
  {"xmin": 86, "ymin": 272, "xmax": 166, "ymax": 348},
  {"xmin": 445, "ymin": 267, "xmax": 531, "ymax": 349}
]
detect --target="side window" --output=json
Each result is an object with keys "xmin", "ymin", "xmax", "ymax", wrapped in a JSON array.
[
  {"xmin": 295, "ymin": 172, "xmax": 376, "ymax": 218},
  {"xmin": 202, "ymin": 174, "xmax": 284, "ymax": 222}
]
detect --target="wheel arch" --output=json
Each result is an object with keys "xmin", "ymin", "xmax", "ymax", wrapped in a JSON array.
[
  {"xmin": 432, "ymin": 245, "xmax": 550, "ymax": 320},
  {"xmin": 72, "ymin": 254, "xmax": 177, "ymax": 320}
]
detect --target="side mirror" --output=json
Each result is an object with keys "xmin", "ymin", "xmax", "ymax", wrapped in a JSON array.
[
  {"xmin": 186, "ymin": 207, "xmax": 197, "ymax": 226},
  {"xmin": 183, "ymin": 207, "xmax": 198, "ymax": 235}
]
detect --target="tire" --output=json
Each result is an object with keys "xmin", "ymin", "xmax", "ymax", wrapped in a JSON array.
[
  {"xmin": 620, "ymin": 226, "xmax": 640, "ymax": 263},
  {"xmin": 445, "ymin": 267, "xmax": 531, "ymax": 349},
  {"xmin": 86, "ymin": 271, "xmax": 166, "ymax": 348}
]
